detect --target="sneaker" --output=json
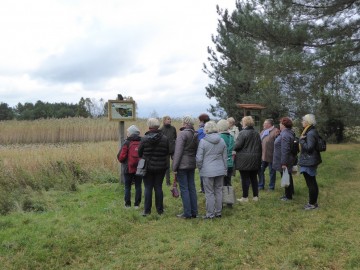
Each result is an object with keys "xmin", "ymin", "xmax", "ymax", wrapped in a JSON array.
[
  {"xmin": 215, "ymin": 214, "xmax": 222, "ymax": 218},
  {"xmin": 237, "ymin": 197, "xmax": 249, "ymax": 203},
  {"xmin": 134, "ymin": 206, "xmax": 139, "ymax": 210},
  {"xmin": 281, "ymin": 197, "xmax": 292, "ymax": 201},
  {"xmin": 202, "ymin": 215, "xmax": 214, "ymax": 219},
  {"xmin": 125, "ymin": 204, "xmax": 131, "ymax": 209},
  {"xmin": 253, "ymin": 196, "xmax": 259, "ymax": 202},
  {"xmin": 176, "ymin": 214, "xmax": 191, "ymax": 219},
  {"xmin": 141, "ymin": 212, "xmax": 150, "ymax": 217},
  {"xmin": 304, "ymin": 203, "xmax": 318, "ymax": 210}
]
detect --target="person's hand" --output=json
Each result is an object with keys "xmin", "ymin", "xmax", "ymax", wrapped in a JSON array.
[
  {"xmin": 281, "ymin": 165, "xmax": 287, "ymax": 170},
  {"xmin": 300, "ymin": 135, "xmax": 306, "ymax": 139}
]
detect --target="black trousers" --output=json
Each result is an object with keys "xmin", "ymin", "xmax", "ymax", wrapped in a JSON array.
[
  {"xmin": 239, "ymin": 170, "xmax": 258, "ymax": 198},
  {"xmin": 303, "ymin": 172, "xmax": 319, "ymax": 205}
]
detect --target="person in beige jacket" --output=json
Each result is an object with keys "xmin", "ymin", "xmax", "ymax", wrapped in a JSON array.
[{"xmin": 258, "ymin": 119, "xmax": 279, "ymax": 191}]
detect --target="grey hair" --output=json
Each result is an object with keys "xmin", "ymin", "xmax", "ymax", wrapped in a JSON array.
[
  {"xmin": 302, "ymin": 114, "xmax": 317, "ymax": 126},
  {"xmin": 147, "ymin": 118, "xmax": 160, "ymax": 128}
]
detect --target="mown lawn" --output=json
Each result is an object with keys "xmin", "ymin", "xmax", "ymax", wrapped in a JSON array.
[{"xmin": 0, "ymin": 144, "xmax": 359, "ymax": 270}]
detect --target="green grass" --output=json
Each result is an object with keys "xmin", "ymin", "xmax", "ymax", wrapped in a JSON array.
[{"xmin": 1, "ymin": 144, "xmax": 360, "ymax": 269}]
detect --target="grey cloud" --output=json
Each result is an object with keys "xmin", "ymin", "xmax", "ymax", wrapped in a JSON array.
[{"xmin": 32, "ymin": 25, "xmax": 155, "ymax": 84}]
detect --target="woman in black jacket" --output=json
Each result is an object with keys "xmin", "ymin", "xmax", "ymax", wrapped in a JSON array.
[
  {"xmin": 299, "ymin": 114, "xmax": 322, "ymax": 210},
  {"xmin": 234, "ymin": 116, "xmax": 262, "ymax": 202},
  {"xmin": 138, "ymin": 118, "xmax": 169, "ymax": 216}
]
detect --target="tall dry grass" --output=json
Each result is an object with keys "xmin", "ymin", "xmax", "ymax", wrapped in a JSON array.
[{"xmin": 0, "ymin": 117, "xmax": 188, "ymax": 144}]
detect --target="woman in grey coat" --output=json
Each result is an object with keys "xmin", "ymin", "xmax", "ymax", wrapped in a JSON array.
[
  {"xmin": 234, "ymin": 116, "xmax": 262, "ymax": 202},
  {"xmin": 196, "ymin": 121, "xmax": 227, "ymax": 219},
  {"xmin": 172, "ymin": 116, "xmax": 199, "ymax": 219},
  {"xmin": 272, "ymin": 117, "xmax": 296, "ymax": 201}
]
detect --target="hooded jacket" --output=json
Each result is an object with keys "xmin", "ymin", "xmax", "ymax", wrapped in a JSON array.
[
  {"xmin": 196, "ymin": 133, "xmax": 227, "ymax": 177},
  {"xmin": 138, "ymin": 129, "xmax": 169, "ymax": 172}
]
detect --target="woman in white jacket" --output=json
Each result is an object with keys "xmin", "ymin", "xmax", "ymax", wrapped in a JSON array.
[{"xmin": 196, "ymin": 121, "xmax": 227, "ymax": 219}]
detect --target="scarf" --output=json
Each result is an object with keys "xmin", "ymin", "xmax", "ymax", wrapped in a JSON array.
[{"xmin": 299, "ymin": 125, "xmax": 312, "ymax": 151}]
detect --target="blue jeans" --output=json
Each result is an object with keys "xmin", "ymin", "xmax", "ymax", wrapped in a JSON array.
[
  {"xmin": 143, "ymin": 170, "xmax": 166, "ymax": 214},
  {"xmin": 124, "ymin": 173, "xmax": 142, "ymax": 206},
  {"xmin": 258, "ymin": 161, "xmax": 276, "ymax": 190},
  {"xmin": 177, "ymin": 169, "xmax": 198, "ymax": 218}
]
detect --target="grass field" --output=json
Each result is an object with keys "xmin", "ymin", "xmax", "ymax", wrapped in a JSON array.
[{"xmin": 0, "ymin": 143, "xmax": 359, "ymax": 269}]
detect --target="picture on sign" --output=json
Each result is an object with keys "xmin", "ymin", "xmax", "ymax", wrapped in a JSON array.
[{"xmin": 108, "ymin": 100, "xmax": 136, "ymax": 121}]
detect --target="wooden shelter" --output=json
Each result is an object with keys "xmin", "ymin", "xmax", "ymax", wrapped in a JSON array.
[{"xmin": 236, "ymin": 103, "xmax": 266, "ymax": 131}]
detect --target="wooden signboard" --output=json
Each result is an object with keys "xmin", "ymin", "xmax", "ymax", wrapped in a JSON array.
[{"xmin": 108, "ymin": 100, "xmax": 136, "ymax": 121}]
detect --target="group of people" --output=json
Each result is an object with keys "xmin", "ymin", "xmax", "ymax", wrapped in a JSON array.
[{"xmin": 117, "ymin": 112, "xmax": 323, "ymax": 218}]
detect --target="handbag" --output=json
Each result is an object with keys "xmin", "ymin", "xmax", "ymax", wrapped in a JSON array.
[
  {"xmin": 135, "ymin": 158, "xmax": 147, "ymax": 176},
  {"xmin": 281, "ymin": 168, "xmax": 290, "ymax": 188},
  {"xmin": 222, "ymin": 185, "xmax": 236, "ymax": 204},
  {"xmin": 170, "ymin": 175, "xmax": 180, "ymax": 198}
]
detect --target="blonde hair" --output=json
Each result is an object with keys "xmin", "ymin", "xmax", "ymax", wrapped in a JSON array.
[
  {"xmin": 147, "ymin": 118, "xmax": 160, "ymax": 128},
  {"xmin": 227, "ymin": 117, "xmax": 236, "ymax": 125},
  {"xmin": 241, "ymin": 116, "xmax": 255, "ymax": 127},
  {"xmin": 204, "ymin": 121, "xmax": 218, "ymax": 134},
  {"xmin": 302, "ymin": 114, "xmax": 316, "ymax": 126},
  {"xmin": 217, "ymin": 119, "xmax": 229, "ymax": 132},
  {"xmin": 162, "ymin": 115, "xmax": 171, "ymax": 123}
]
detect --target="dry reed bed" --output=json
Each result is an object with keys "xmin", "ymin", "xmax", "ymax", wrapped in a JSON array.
[
  {"xmin": 0, "ymin": 117, "xmax": 187, "ymax": 144},
  {"xmin": 0, "ymin": 142, "xmax": 119, "ymax": 173}
]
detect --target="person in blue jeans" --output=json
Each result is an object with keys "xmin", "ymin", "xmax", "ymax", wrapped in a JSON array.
[
  {"xmin": 172, "ymin": 116, "xmax": 199, "ymax": 219},
  {"xmin": 258, "ymin": 119, "xmax": 279, "ymax": 191}
]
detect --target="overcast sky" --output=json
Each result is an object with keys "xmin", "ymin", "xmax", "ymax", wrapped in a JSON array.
[{"xmin": 0, "ymin": 0, "xmax": 236, "ymax": 118}]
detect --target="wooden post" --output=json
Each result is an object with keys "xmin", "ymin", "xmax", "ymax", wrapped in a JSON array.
[{"xmin": 117, "ymin": 94, "xmax": 125, "ymax": 184}]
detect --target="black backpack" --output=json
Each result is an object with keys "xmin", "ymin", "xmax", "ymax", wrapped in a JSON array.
[
  {"xmin": 317, "ymin": 135, "xmax": 327, "ymax": 152},
  {"xmin": 291, "ymin": 136, "xmax": 300, "ymax": 156}
]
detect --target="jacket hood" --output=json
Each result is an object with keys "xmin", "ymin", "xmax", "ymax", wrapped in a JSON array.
[
  {"xmin": 144, "ymin": 130, "xmax": 163, "ymax": 144},
  {"xmin": 204, "ymin": 133, "xmax": 221, "ymax": 144},
  {"xmin": 127, "ymin": 134, "xmax": 141, "ymax": 141}
]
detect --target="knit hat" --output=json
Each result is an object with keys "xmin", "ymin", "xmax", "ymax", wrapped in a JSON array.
[
  {"xmin": 217, "ymin": 119, "xmax": 229, "ymax": 132},
  {"xmin": 182, "ymin": 115, "xmax": 194, "ymax": 126},
  {"xmin": 127, "ymin": 125, "xmax": 140, "ymax": 135}
]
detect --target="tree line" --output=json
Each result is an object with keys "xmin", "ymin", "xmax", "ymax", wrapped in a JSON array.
[
  {"xmin": 204, "ymin": 0, "xmax": 360, "ymax": 142},
  {"xmin": 0, "ymin": 98, "xmax": 108, "ymax": 121}
]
